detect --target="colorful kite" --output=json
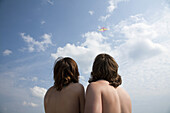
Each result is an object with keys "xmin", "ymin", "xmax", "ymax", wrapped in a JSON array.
[{"xmin": 98, "ymin": 27, "xmax": 108, "ymax": 32}]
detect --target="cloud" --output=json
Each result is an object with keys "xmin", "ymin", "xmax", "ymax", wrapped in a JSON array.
[
  {"xmin": 114, "ymin": 9, "xmax": 170, "ymax": 40},
  {"xmin": 107, "ymin": 0, "xmax": 128, "ymax": 13},
  {"xmin": 114, "ymin": 15, "xmax": 158, "ymax": 39},
  {"xmin": 32, "ymin": 77, "xmax": 38, "ymax": 82},
  {"xmin": 107, "ymin": 0, "xmax": 116, "ymax": 13},
  {"xmin": 98, "ymin": 0, "xmax": 128, "ymax": 22},
  {"xmin": 20, "ymin": 33, "xmax": 52, "ymax": 52},
  {"xmin": 117, "ymin": 38, "xmax": 166, "ymax": 61},
  {"xmin": 111, "ymin": 9, "xmax": 170, "ymax": 61},
  {"xmin": 19, "ymin": 77, "xmax": 27, "ymax": 81},
  {"xmin": 88, "ymin": 10, "xmax": 94, "ymax": 15},
  {"xmin": 3, "ymin": 49, "xmax": 12, "ymax": 56},
  {"xmin": 122, "ymin": 23, "xmax": 157, "ymax": 39},
  {"xmin": 47, "ymin": 0, "xmax": 54, "ymax": 5},
  {"xmin": 119, "ymin": 39, "xmax": 170, "ymax": 95},
  {"xmin": 98, "ymin": 14, "xmax": 111, "ymax": 22},
  {"xmin": 23, "ymin": 101, "xmax": 38, "ymax": 107},
  {"xmin": 41, "ymin": 20, "xmax": 46, "ymax": 25},
  {"xmin": 51, "ymin": 31, "xmax": 111, "ymax": 75},
  {"xmin": 30, "ymin": 86, "xmax": 47, "ymax": 98},
  {"xmin": 110, "ymin": 8, "xmax": 170, "ymax": 95},
  {"xmin": 19, "ymin": 77, "xmax": 38, "ymax": 82}
]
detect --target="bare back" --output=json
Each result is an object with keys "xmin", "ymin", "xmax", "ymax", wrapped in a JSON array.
[
  {"xmin": 84, "ymin": 80, "xmax": 132, "ymax": 113},
  {"xmin": 44, "ymin": 83, "xmax": 85, "ymax": 113}
]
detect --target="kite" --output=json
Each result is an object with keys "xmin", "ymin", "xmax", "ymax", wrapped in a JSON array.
[{"xmin": 98, "ymin": 27, "xmax": 108, "ymax": 32}]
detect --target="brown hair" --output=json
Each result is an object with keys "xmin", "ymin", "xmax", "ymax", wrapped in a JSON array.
[
  {"xmin": 89, "ymin": 53, "xmax": 122, "ymax": 88},
  {"xmin": 53, "ymin": 57, "xmax": 79, "ymax": 91}
]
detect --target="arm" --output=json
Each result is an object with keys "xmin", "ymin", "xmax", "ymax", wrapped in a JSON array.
[
  {"xmin": 84, "ymin": 84, "xmax": 102, "ymax": 113},
  {"xmin": 79, "ymin": 84, "xmax": 85, "ymax": 113}
]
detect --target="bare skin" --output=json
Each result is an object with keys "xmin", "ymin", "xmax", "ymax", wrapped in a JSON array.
[
  {"xmin": 84, "ymin": 80, "xmax": 132, "ymax": 113},
  {"xmin": 44, "ymin": 83, "xmax": 85, "ymax": 113}
]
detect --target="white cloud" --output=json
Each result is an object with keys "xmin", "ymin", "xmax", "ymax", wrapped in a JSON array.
[
  {"xmin": 117, "ymin": 38, "xmax": 166, "ymax": 61},
  {"xmin": 98, "ymin": 14, "xmax": 111, "ymax": 22},
  {"xmin": 98, "ymin": 0, "xmax": 128, "ymax": 22},
  {"xmin": 107, "ymin": 0, "xmax": 116, "ymax": 13},
  {"xmin": 20, "ymin": 33, "xmax": 52, "ymax": 52},
  {"xmin": 122, "ymin": 23, "xmax": 157, "ymax": 39},
  {"xmin": 30, "ymin": 86, "xmax": 47, "ymax": 98},
  {"xmin": 111, "ymin": 8, "xmax": 170, "ymax": 95},
  {"xmin": 19, "ymin": 77, "xmax": 27, "ymax": 81},
  {"xmin": 51, "ymin": 31, "xmax": 111, "ymax": 75},
  {"xmin": 111, "ymin": 9, "xmax": 170, "ymax": 62},
  {"xmin": 3, "ymin": 49, "xmax": 12, "ymax": 56},
  {"xmin": 19, "ymin": 77, "xmax": 38, "ymax": 82},
  {"xmin": 23, "ymin": 101, "xmax": 38, "ymax": 107},
  {"xmin": 88, "ymin": 10, "xmax": 94, "ymax": 15},
  {"xmin": 114, "ymin": 15, "xmax": 158, "ymax": 39},
  {"xmin": 114, "ymin": 9, "xmax": 170, "ymax": 40},
  {"xmin": 47, "ymin": 0, "xmax": 54, "ymax": 5},
  {"xmin": 119, "ymin": 40, "xmax": 170, "ymax": 96},
  {"xmin": 32, "ymin": 77, "xmax": 38, "ymax": 82},
  {"xmin": 41, "ymin": 20, "xmax": 46, "ymax": 25},
  {"xmin": 107, "ymin": 0, "xmax": 128, "ymax": 13}
]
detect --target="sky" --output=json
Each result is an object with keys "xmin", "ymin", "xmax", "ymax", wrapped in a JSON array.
[{"xmin": 0, "ymin": 0, "xmax": 170, "ymax": 113}]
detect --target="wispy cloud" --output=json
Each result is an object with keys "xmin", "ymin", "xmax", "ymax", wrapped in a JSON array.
[
  {"xmin": 47, "ymin": 0, "xmax": 54, "ymax": 5},
  {"xmin": 107, "ymin": 0, "xmax": 128, "ymax": 13},
  {"xmin": 99, "ymin": 0, "xmax": 128, "ymax": 22},
  {"xmin": 98, "ymin": 14, "xmax": 111, "ymax": 22},
  {"xmin": 107, "ymin": 0, "xmax": 116, "ymax": 13},
  {"xmin": 3, "ymin": 49, "xmax": 12, "ymax": 56},
  {"xmin": 23, "ymin": 101, "xmax": 38, "ymax": 107},
  {"xmin": 30, "ymin": 86, "xmax": 47, "ymax": 98},
  {"xmin": 20, "ymin": 33, "xmax": 52, "ymax": 52},
  {"xmin": 32, "ymin": 77, "xmax": 38, "ymax": 82},
  {"xmin": 88, "ymin": 10, "xmax": 94, "ymax": 15},
  {"xmin": 19, "ymin": 76, "xmax": 39, "ymax": 82},
  {"xmin": 41, "ymin": 20, "xmax": 46, "ymax": 25},
  {"xmin": 114, "ymin": 15, "xmax": 157, "ymax": 39},
  {"xmin": 19, "ymin": 77, "xmax": 27, "ymax": 81}
]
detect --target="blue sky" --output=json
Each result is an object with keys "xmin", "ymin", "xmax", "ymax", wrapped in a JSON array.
[{"xmin": 0, "ymin": 0, "xmax": 170, "ymax": 113}]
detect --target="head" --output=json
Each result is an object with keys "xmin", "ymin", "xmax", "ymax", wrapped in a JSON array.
[
  {"xmin": 89, "ymin": 53, "xmax": 122, "ymax": 88},
  {"xmin": 53, "ymin": 57, "xmax": 79, "ymax": 91}
]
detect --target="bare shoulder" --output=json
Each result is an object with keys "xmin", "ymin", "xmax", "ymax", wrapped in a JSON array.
[
  {"xmin": 44, "ymin": 86, "xmax": 54, "ymax": 97},
  {"xmin": 67, "ymin": 83, "xmax": 85, "ymax": 94},
  {"xmin": 116, "ymin": 87, "xmax": 130, "ymax": 98},
  {"xmin": 86, "ymin": 82, "xmax": 102, "ymax": 93},
  {"xmin": 116, "ymin": 87, "xmax": 126, "ymax": 92},
  {"xmin": 44, "ymin": 86, "xmax": 55, "ymax": 103},
  {"xmin": 73, "ymin": 83, "xmax": 84, "ymax": 89},
  {"xmin": 71, "ymin": 83, "xmax": 84, "ymax": 90}
]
